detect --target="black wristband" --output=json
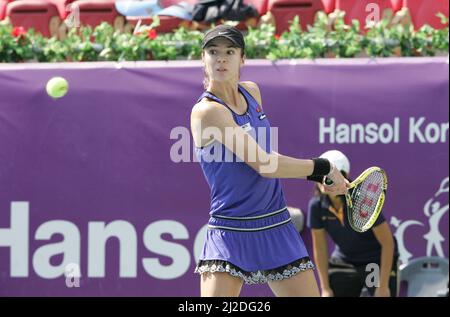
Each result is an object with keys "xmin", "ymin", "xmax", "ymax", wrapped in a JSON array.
[
  {"xmin": 307, "ymin": 175, "xmax": 324, "ymax": 183},
  {"xmin": 311, "ymin": 158, "xmax": 331, "ymax": 176}
]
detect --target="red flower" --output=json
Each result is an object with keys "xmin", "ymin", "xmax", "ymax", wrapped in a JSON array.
[
  {"xmin": 11, "ymin": 26, "xmax": 27, "ymax": 38},
  {"xmin": 274, "ymin": 34, "xmax": 281, "ymax": 41},
  {"xmin": 147, "ymin": 29, "xmax": 158, "ymax": 40}
]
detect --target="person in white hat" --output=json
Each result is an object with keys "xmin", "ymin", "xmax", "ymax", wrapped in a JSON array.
[
  {"xmin": 319, "ymin": 150, "xmax": 351, "ymax": 177},
  {"xmin": 307, "ymin": 150, "xmax": 399, "ymax": 297}
]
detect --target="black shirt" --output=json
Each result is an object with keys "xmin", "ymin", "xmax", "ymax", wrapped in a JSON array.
[{"xmin": 307, "ymin": 195, "xmax": 398, "ymax": 266}]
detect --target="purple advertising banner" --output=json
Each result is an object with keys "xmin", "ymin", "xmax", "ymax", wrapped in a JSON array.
[{"xmin": 0, "ymin": 58, "xmax": 448, "ymax": 296}]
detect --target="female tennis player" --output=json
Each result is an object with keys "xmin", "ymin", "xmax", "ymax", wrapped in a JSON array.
[{"xmin": 190, "ymin": 25, "xmax": 349, "ymax": 297}]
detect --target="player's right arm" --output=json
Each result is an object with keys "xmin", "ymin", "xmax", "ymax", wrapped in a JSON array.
[
  {"xmin": 191, "ymin": 101, "xmax": 313, "ymax": 176},
  {"xmin": 191, "ymin": 101, "xmax": 347, "ymax": 195}
]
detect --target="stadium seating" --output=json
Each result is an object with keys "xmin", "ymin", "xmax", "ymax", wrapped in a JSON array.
[
  {"xmin": 320, "ymin": 0, "xmax": 335, "ymax": 14},
  {"xmin": 3, "ymin": 0, "xmax": 449, "ymax": 37},
  {"xmin": 68, "ymin": 0, "xmax": 123, "ymax": 29},
  {"xmin": 400, "ymin": 256, "xmax": 449, "ymax": 297},
  {"xmin": 46, "ymin": 0, "xmax": 73, "ymax": 19},
  {"xmin": 6, "ymin": 0, "xmax": 60, "ymax": 37},
  {"xmin": 0, "ymin": 0, "xmax": 14, "ymax": 21},
  {"xmin": 403, "ymin": 0, "xmax": 449, "ymax": 29},
  {"xmin": 335, "ymin": 0, "xmax": 401, "ymax": 29},
  {"xmin": 391, "ymin": 0, "xmax": 402, "ymax": 11},
  {"xmin": 268, "ymin": 0, "xmax": 327, "ymax": 34}
]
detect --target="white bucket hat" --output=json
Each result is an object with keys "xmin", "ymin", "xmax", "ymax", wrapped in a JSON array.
[{"xmin": 319, "ymin": 150, "xmax": 350, "ymax": 174}]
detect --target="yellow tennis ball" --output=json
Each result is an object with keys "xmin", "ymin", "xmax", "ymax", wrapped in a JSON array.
[{"xmin": 46, "ymin": 77, "xmax": 69, "ymax": 99}]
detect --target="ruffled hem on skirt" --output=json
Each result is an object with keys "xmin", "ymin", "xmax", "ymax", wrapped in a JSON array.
[{"xmin": 194, "ymin": 257, "xmax": 315, "ymax": 285}]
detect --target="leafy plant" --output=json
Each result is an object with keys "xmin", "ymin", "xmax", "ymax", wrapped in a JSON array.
[
  {"xmin": 364, "ymin": 18, "xmax": 402, "ymax": 57},
  {"xmin": 244, "ymin": 22, "xmax": 276, "ymax": 59},
  {"xmin": 0, "ymin": 24, "xmax": 35, "ymax": 62},
  {"xmin": 327, "ymin": 12, "xmax": 363, "ymax": 58}
]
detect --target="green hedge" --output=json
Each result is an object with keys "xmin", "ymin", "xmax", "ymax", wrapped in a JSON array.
[{"xmin": 0, "ymin": 13, "xmax": 448, "ymax": 63}]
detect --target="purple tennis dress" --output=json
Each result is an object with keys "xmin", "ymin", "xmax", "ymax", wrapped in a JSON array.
[{"xmin": 193, "ymin": 84, "xmax": 314, "ymax": 284}]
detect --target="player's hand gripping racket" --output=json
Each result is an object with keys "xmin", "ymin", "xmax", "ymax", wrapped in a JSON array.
[{"xmin": 325, "ymin": 167, "xmax": 388, "ymax": 232}]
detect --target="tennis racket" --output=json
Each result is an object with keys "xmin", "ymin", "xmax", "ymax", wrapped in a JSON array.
[{"xmin": 325, "ymin": 167, "xmax": 388, "ymax": 233}]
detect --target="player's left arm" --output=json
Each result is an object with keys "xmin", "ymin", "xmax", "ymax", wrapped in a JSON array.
[{"xmin": 372, "ymin": 221, "xmax": 395, "ymax": 296}]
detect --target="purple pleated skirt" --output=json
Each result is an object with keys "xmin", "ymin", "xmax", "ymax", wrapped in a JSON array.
[{"xmin": 194, "ymin": 207, "xmax": 315, "ymax": 284}]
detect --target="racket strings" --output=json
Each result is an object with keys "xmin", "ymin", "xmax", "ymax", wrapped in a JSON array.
[{"xmin": 351, "ymin": 171, "xmax": 384, "ymax": 229}]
